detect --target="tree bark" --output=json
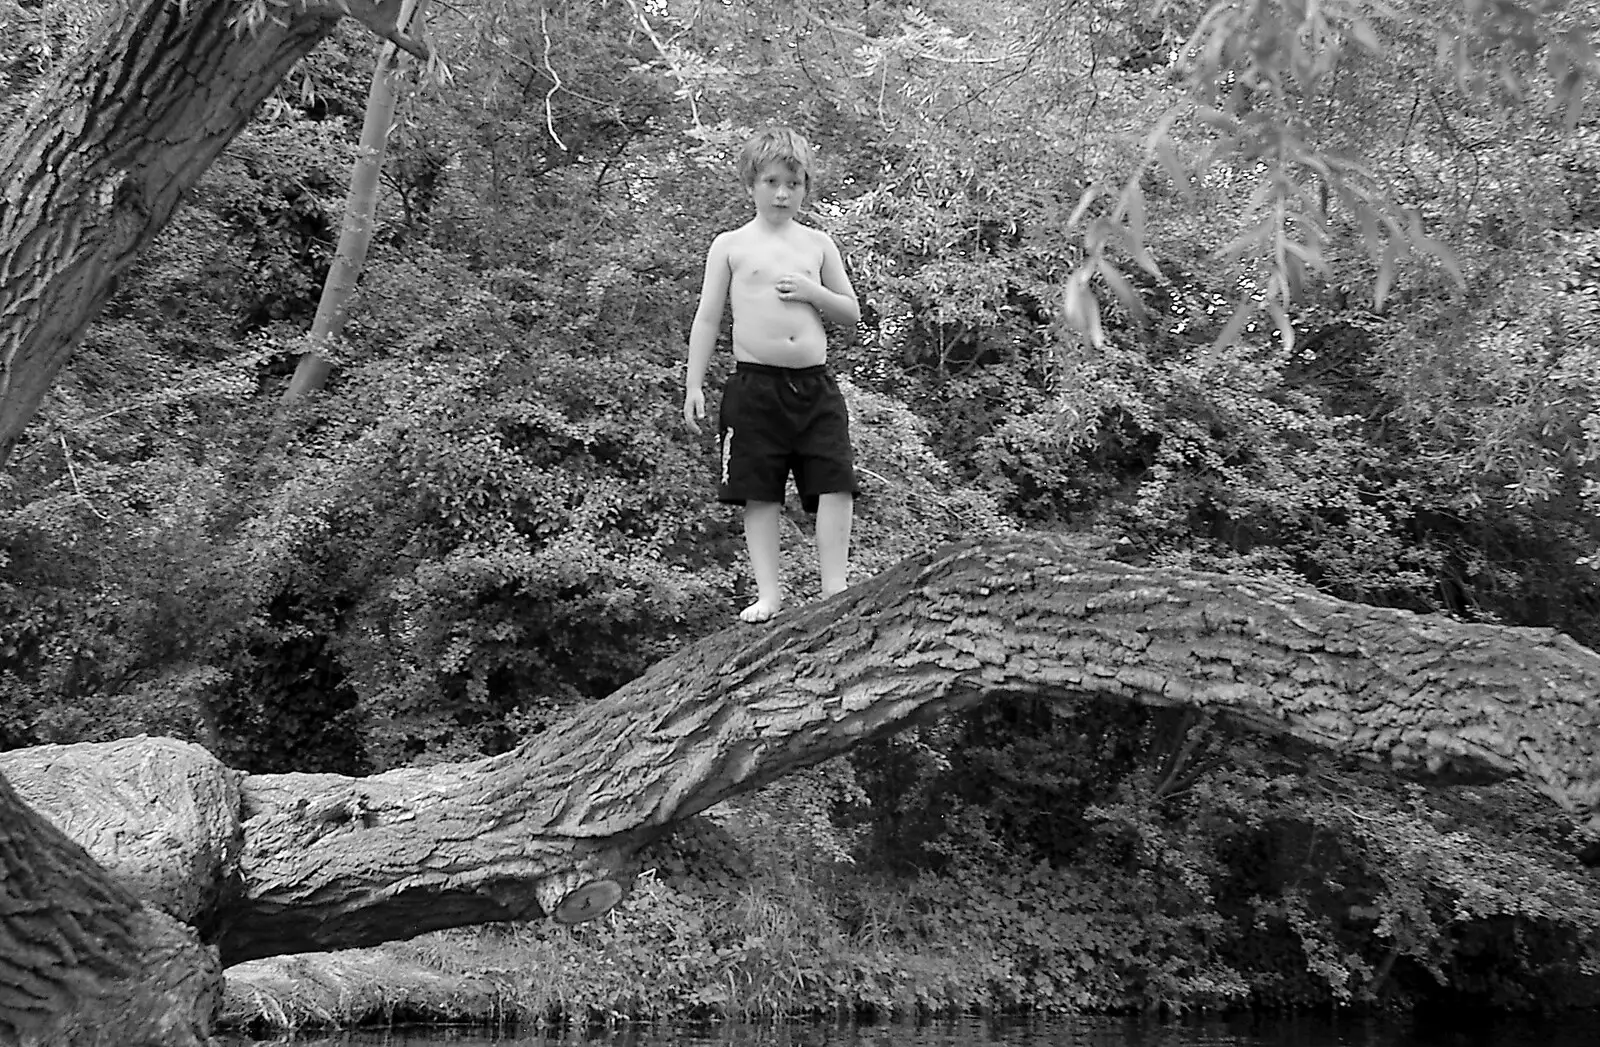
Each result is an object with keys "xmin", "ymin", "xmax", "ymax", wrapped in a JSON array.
[
  {"xmin": 12, "ymin": 535, "xmax": 1600, "ymax": 967},
  {"xmin": 0, "ymin": 771, "xmax": 221, "ymax": 1046},
  {"xmin": 4, "ymin": 534, "xmax": 1600, "ymax": 1031},
  {"xmin": 0, "ymin": 0, "xmax": 340, "ymax": 467},
  {"xmin": 215, "ymin": 533, "xmax": 1600, "ymax": 961},
  {"xmin": 0, "ymin": 737, "xmax": 241, "ymax": 931}
]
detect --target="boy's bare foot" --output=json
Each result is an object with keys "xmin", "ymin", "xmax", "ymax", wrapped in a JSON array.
[
  {"xmin": 739, "ymin": 598, "xmax": 783, "ymax": 623},
  {"xmin": 821, "ymin": 585, "xmax": 848, "ymax": 599}
]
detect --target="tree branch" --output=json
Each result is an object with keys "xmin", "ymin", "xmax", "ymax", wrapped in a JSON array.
[{"xmin": 335, "ymin": 0, "xmax": 433, "ymax": 63}]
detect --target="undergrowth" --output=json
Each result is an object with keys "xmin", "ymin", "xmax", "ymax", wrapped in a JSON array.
[{"xmin": 225, "ymin": 723, "xmax": 1600, "ymax": 1033}]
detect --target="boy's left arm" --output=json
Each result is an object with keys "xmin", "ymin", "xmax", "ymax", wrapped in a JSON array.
[{"xmin": 781, "ymin": 232, "xmax": 860, "ymax": 326}]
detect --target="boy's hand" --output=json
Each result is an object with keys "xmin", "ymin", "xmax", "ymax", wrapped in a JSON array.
[
  {"xmin": 683, "ymin": 387, "xmax": 706, "ymax": 433},
  {"xmin": 775, "ymin": 272, "xmax": 822, "ymax": 303}
]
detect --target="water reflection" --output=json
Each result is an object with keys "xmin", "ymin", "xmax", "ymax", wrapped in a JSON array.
[{"xmin": 238, "ymin": 1013, "xmax": 1595, "ymax": 1047}]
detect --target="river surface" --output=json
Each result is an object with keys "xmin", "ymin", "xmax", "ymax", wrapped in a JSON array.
[{"xmin": 238, "ymin": 1013, "xmax": 1598, "ymax": 1047}]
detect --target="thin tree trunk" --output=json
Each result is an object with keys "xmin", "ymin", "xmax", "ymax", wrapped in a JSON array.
[
  {"xmin": 283, "ymin": 0, "xmax": 430, "ymax": 402},
  {"xmin": 0, "ymin": 0, "xmax": 341, "ymax": 468}
]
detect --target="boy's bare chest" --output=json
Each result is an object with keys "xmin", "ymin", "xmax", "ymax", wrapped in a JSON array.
[{"xmin": 730, "ymin": 238, "xmax": 822, "ymax": 285}]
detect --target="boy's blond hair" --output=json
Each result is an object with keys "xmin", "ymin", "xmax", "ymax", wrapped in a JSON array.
[{"xmin": 737, "ymin": 126, "xmax": 815, "ymax": 189}]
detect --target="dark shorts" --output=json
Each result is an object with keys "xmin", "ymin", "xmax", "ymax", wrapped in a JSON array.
[{"xmin": 718, "ymin": 362, "xmax": 858, "ymax": 513}]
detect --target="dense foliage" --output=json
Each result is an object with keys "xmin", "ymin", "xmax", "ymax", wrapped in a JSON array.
[
  {"xmin": 234, "ymin": 745, "xmax": 1599, "ymax": 1029},
  {"xmin": 4, "ymin": 0, "xmax": 1599, "ymax": 1019}
]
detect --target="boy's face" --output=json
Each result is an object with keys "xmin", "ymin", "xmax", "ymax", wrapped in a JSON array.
[{"xmin": 747, "ymin": 160, "xmax": 807, "ymax": 221}]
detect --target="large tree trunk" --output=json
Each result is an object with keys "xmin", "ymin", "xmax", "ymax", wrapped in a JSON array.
[
  {"xmin": 0, "ymin": 771, "xmax": 221, "ymax": 1046},
  {"xmin": 214, "ymin": 532, "xmax": 1600, "ymax": 961},
  {"xmin": 0, "ymin": 737, "xmax": 242, "ymax": 931},
  {"xmin": 0, "ymin": 0, "xmax": 342, "ymax": 467},
  {"xmin": 5, "ymin": 536, "xmax": 1598, "ymax": 981}
]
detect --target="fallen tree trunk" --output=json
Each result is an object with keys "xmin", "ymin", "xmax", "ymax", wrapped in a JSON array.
[
  {"xmin": 219, "ymin": 948, "xmax": 511, "ymax": 1030},
  {"xmin": 0, "ymin": 736, "xmax": 241, "ymax": 932},
  {"xmin": 14, "ymin": 534, "xmax": 1600, "ymax": 964},
  {"xmin": 5, "ymin": 535, "xmax": 1600, "ymax": 1032},
  {"xmin": 217, "ymin": 533, "xmax": 1600, "ymax": 962}
]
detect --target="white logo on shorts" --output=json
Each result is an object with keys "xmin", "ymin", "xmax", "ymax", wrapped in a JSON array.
[{"xmin": 721, "ymin": 428, "xmax": 734, "ymax": 485}]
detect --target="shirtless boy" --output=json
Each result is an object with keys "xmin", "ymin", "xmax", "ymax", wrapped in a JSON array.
[{"xmin": 682, "ymin": 127, "xmax": 862, "ymax": 623}]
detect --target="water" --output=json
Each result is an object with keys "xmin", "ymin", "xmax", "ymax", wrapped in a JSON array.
[{"xmin": 238, "ymin": 1013, "xmax": 1599, "ymax": 1047}]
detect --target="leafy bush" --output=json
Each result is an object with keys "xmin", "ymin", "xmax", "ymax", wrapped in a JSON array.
[
  {"xmin": 847, "ymin": 696, "xmax": 1600, "ymax": 1013},
  {"xmin": 409, "ymin": 765, "xmax": 1015, "ymax": 1021}
]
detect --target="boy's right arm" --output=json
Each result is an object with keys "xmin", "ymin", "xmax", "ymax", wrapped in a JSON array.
[{"xmin": 684, "ymin": 235, "xmax": 731, "ymax": 433}]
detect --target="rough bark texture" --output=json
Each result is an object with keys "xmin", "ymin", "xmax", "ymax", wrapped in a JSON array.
[
  {"xmin": 0, "ymin": 736, "xmax": 241, "ymax": 931},
  {"xmin": 0, "ymin": 772, "xmax": 222, "ymax": 1046},
  {"xmin": 0, "ymin": 0, "xmax": 339, "ymax": 465},
  {"xmin": 5, "ymin": 536, "xmax": 1600, "ymax": 1000},
  {"xmin": 218, "ymin": 535, "xmax": 1600, "ymax": 962}
]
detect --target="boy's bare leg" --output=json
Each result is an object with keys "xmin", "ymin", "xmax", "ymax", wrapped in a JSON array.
[
  {"xmin": 816, "ymin": 491, "xmax": 853, "ymax": 597},
  {"xmin": 741, "ymin": 500, "xmax": 784, "ymax": 622}
]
